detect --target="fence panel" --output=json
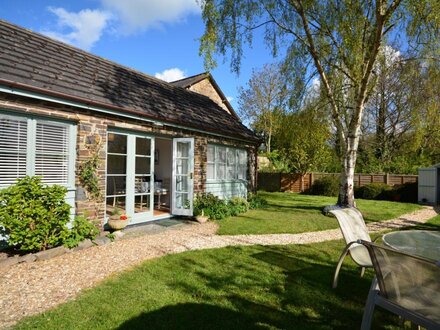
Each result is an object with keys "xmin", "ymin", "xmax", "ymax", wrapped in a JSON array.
[
  {"xmin": 257, "ymin": 173, "xmax": 281, "ymax": 192},
  {"xmin": 257, "ymin": 172, "xmax": 418, "ymax": 193}
]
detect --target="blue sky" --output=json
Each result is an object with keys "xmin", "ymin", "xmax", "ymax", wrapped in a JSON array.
[{"xmin": 0, "ymin": 0, "xmax": 275, "ymax": 110}]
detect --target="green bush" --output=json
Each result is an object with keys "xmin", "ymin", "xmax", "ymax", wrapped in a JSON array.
[
  {"xmin": 355, "ymin": 183, "xmax": 392, "ymax": 200},
  {"xmin": 63, "ymin": 216, "xmax": 99, "ymax": 249},
  {"xmin": 308, "ymin": 176, "xmax": 340, "ymax": 197},
  {"xmin": 0, "ymin": 176, "xmax": 71, "ymax": 252},
  {"xmin": 194, "ymin": 193, "xmax": 230, "ymax": 220},
  {"xmin": 354, "ymin": 182, "xmax": 417, "ymax": 203},
  {"xmin": 228, "ymin": 197, "xmax": 249, "ymax": 216},
  {"xmin": 388, "ymin": 182, "xmax": 418, "ymax": 203},
  {"xmin": 194, "ymin": 193, "xmax": 254, "ymax": 220},
  {"xmin": 247, "ymin": 193, "xmax": 268, "ymax": 209}
]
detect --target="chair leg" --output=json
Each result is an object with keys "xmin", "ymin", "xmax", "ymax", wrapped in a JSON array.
[
  {"xmin": 333, "ymin": 247, "xmax": 349, "ymax": 288},
  {"xmin": 361, "ymin": 277, "xmax": 379, "ymax": 330},
  {"xmin": 360, "ymin": 267, "xmax": 366, "ymax": 278}
]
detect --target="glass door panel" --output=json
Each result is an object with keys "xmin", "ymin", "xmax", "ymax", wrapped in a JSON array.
[
  {"xmin": 133, "ymin": 136, "xmax": 153, "ymax": 217},
  {"xmin": 106, "ymin": 133, "xmax": 127, "ymax": 218},
  {"xmin": 172, "ymin": 138, "xmax": 194, "ymax": 216}
]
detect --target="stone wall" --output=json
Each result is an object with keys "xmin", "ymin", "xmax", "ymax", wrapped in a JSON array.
[
  {"xmin": 0, "ymin": 93, "xmax": 257, "ymax": 227},
  {"xmin": 188, "ymin": 79, "xmax": 232, "ymax": 115}
]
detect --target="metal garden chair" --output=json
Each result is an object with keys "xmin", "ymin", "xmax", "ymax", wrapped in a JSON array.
[
  {"xmin": 360, "ymin": 240, "xmax": 440, "ymax": 330},
  {"xmin": 329, "ymin": 207, "xmax": 373, "ymax": 288}
]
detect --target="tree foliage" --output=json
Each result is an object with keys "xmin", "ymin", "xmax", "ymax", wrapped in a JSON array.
[
  {"xmin": 200, "ymin": 0, "xmax": 440, "ymax": 206},
  {"xmin": 274, "ymin": 103, "xmax": 331, "ymax": 176},
  {"xmin": 238, "ymin": 64, "xmax": 289, "ymax": 153}
]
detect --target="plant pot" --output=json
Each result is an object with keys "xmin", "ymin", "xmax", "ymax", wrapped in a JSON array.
[
  {"xmin": 195, "ymin": 215, "xmax": 209, "ymax": 224},
  {"xmin": 107, "ymin": 219, "xmax": 128, "ymax": 230}
]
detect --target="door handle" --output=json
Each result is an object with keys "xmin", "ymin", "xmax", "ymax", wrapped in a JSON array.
[{"xmin": 189, "ymin": 172, "xmax": 193, "ymax": 179}]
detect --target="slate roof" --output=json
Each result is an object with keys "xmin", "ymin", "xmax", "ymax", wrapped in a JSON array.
[
  {"xmin": 171, "ymin": 72, "xmax": 239, "ymax": 120},
  {"xmin": 0, "ymin": 20, "xmax": 258, "ymax": 142}
]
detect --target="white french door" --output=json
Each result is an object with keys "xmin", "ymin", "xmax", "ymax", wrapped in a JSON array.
[
  {"xmin": 172, "ymin": 138, "xmax": 194, "ymax": 216},
  {"xmin": 106, "ymin": 132, "xmax": 154, "ymax": 225}
]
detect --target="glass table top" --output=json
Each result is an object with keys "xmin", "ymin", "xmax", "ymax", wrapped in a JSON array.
[{"xmin": 382, "ymin": 230, "xmax": 440, "ymax": 261}]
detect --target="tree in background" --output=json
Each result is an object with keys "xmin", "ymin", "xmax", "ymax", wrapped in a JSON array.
[
  {"xmin": 200, "ymin": 0, "xmax": 439, "ymax": 206},
  {"xmin": 274, "ymin": 102, "xmax": 331, "ymax": 191},
  {"xmin": 359, "ymin": 47, "xmax": 418, "ymax": 172},
  {"xmin": 409, "ymin": 62, "xmax": 440, "ymax": 166},
  {"xmin": 238, "ymin": 64, "xmax": 289, "ymax": 153}
]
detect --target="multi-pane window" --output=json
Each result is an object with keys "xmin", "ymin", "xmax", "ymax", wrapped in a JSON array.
[
  {"xmin": 207, "ymin": 144, "xmax": 247, "ymax": 181},
  {"xmin": 0, "ymin": 113, "xmax": 74, "ymax": 187}
]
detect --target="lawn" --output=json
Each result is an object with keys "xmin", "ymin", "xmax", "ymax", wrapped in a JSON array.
[
  {"xmin": 15, "ymin": 240, "xmax": 400, "ymax": 330},
  {"xmin": 217, "ymin": 192, "xmax": 424, "ymax": 235}
]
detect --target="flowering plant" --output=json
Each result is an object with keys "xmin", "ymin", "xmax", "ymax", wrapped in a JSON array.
[{"xmin": 119, "ymin": 214, "xmax": 128, "ymax": 221}]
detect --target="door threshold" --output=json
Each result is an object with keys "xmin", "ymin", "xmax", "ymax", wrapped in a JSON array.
[{"xmin": 153, "ymin": 213, "xmax": 172, "ymax": 220}]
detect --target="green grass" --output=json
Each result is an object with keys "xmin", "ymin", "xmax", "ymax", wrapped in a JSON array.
[
  {"xmin": 217, "ymin": 192, "xmax": 423, "ymax": 235},
  {"xmin": 15, "ymin": 240, "xmax": 400, "ymax": 330}
]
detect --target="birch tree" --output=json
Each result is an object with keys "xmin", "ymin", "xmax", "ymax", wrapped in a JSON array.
[{"xmin": 199, "ymin": 0, "xmax": 439, "ymax": 206}]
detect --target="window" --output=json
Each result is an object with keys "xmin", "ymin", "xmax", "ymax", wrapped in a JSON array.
[
  {"xmin": 0, "ymin": 116, "xmax": 28, "ymax": 185},
  {"xmin": 207, "ymin": 145, "xmax": 215, "ymax": 180},
  {"xmin": 0, "ymin": 113, "xmax": 75, "ymax": 187},
  {"xmin": 207, "ymin": 144, "xmax": 247, "ymax": 181},
  {"xmin": 35, "ymin": 121, "xmax": 69, "ymax": 184}
]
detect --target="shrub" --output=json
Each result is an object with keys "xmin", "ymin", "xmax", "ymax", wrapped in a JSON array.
[
  {"xmin": 194, "ymin": 193, "xmax": 253, "ymax": 220},
  {"xmin": 0, "ymin": 176, "xmax": 71, "ymax": 252},
  {"xmin": 247, "ymin": 193, "xmax": 268, "ymax": 209},
  {"xmin": 228, "ymin": 197, "xmax": 249, "ymax": 216},
  {"xmin": 308, "ymin": 176, "xmax": 340, "ymax": 197},
  {"xmin": 389, "ymin": 182, "xmax": 418, "ymax": 203},
  {"xmin": 63, "ymin": 216, "xmax": 99, "ymax": 249},
  {"xmin": 194, "ymin": 193, "xmax": 230, "ymax": 220},
  {"xmin": 355, "ymin": 183, "xmax": 392, "ymax": 200}
]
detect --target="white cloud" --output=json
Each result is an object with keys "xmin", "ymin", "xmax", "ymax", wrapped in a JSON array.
[
  {"xmin": 226, "ymin": 96, "xmax": 234, "ymax": 102},
  {"xmin": 42, "ymin": 7, "xmax": 112, "ymax": 50},
  {"xmin": 155, "ymin": 68, "xmax": 186, "ymax": 82},
  {"xmin": 101, "ymin": 0, "xmax": 200, "ymax": 34}
]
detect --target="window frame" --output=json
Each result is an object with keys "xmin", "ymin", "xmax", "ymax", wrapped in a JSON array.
[
  {"xmin": 206, "ymin": 144, "xmax": 247, "ymax": 182},
  {"xmin": 0, "ymin": 111, "xmax": 76, "ymax": 189}
]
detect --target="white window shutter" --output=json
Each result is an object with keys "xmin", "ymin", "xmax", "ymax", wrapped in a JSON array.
[
  {"xmin": 35, "ymin": 121, "xmax": 69, "ymax": 185},
  {"xmin": 0, "ymin": 116, "xmax": 28, "ymax": 186}
]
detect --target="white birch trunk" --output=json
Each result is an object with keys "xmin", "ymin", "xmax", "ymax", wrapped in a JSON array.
[{"xmin": 338, "ymin": 108, "xmax": 363, "ymax": 207}]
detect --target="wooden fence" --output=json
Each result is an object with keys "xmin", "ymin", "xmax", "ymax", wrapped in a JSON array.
[{"xmin": 258, "ymin": 172, "xmax": 418, "ymax": 193}]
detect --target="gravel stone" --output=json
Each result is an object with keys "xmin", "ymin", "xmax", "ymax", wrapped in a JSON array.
[{"xmin": 0, "ymin": 207, "xmax": 436, "ymax": 329}]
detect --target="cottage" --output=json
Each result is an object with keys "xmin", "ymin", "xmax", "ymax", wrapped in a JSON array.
[{"xmin": 0, "ymin": 20, "xmax": 259, "ymax": 228}]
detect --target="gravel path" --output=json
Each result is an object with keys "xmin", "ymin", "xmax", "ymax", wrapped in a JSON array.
[{"xmin": 0, "ymin": 206, "xmax": 437, "ymax": 329}]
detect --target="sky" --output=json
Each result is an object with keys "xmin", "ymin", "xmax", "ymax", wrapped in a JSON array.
[{"xmin": 0, "ymin": 0, "xmax": 276, "ymax": 110}]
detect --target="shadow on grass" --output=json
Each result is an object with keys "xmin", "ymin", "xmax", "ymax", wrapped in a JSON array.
[{"xmin": 117, "ymin": 303, "xmax": 267, "ymax": 330}]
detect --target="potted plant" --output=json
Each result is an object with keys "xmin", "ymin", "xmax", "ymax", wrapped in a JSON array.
[
  {"xmin": 195, "ymin": 209, "xmax": 209, "ymax": 224},
  {"xmin": 107, "ymin": 208, "xmax": 129, "ymax": 230}
]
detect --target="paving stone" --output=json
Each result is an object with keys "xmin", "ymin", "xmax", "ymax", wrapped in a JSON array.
[
  {"xmin": 0, "ymin": 256, "xmax": 20, "ymax": 268},
  {"xmin": 99, "ymin": 231, "xmax": 110, "ymax": 238},
  {"xmin": 72, "ymin": 239, "xmax": 94, "ymax": 251},
  {"xmin": 19, "ymin": 254, "xmax": 37, "ymax": 263},
  {"xmin": 35, "ymin": 247, "xmax": 67, "ymax": 261},
  {"xmin": 93, "ymin": 237, "xmax": 111, "ymax": 246},
  {"xmin": 112, "ymin": 231, "xmax": 125, "ymax": 241}
]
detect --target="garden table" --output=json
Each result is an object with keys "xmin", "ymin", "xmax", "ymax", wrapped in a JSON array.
[{"xmin": 382, "ymin": 230, "xmax": 440, "ymax": 261}]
